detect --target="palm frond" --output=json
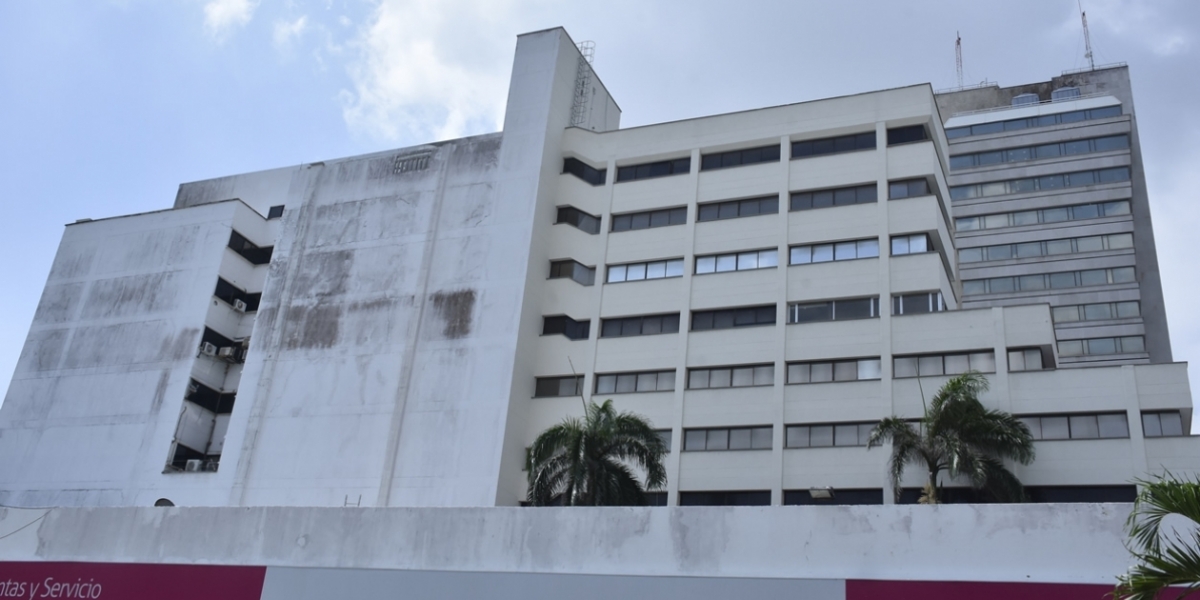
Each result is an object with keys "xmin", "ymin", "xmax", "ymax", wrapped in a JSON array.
[{"xmin": 1128, "ymin": 474, "xmax": 1200, "ymax": 556}]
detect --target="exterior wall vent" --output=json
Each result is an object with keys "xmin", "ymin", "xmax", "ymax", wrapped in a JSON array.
[
  {"xmin": 394, "ymin": 153, "xmax": 431, "ymax": 174},
  {"xmin": 1012, "ymin": 93, "xmax": 1039, "ymax": 106},
  {"xmin": 1051, "ymin": 87, "xmax": 1082, "ymax": 101}
]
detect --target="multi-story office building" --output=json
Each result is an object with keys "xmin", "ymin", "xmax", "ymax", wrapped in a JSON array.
[
  {"xmin": 936, "ymin": 66, "xmax": 1170, "ymax": 368},
  {"xmin": 0, "ymin": 28, "xmax": 1194, "ymax": 509}
]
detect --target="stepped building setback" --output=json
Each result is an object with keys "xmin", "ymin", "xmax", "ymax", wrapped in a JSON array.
[{"xmin": 1, "ymin": 27, "xmax": 1195, "ymax": 512}]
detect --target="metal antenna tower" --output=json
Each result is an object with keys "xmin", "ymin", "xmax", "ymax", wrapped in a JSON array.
[
  {"xmin": 570, "ymin": 41, "xmax": 595, "ymax": 128},
  {"xmin": 1079, "ymin": 2, "xmax": 1095, "ymax": 71},
  {"xmin": 955, "ymin": 32, "xmax": 963, "ymax": 89}
]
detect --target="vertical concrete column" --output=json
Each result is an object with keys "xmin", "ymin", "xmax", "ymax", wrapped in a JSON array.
[
  {"xmin": 875, "ymin": 121, "xmax": 897, "ymax": 504},
  {"xmin": 1125, "ymin": 365, "xmax": 1150, "ymax": 473},
  {"xmin": 771, "ymin": 135, "xmax": 790, "ymax": 506},
  {"xmin": 666, "ymin": 148, "xmax": 702, "ymax": 506},
  {"xmin": 992, "ymin": 307, "xmax": 1013, "ymax": 413}
]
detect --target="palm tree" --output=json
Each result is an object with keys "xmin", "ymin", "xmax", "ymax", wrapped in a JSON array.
[
  {"xmin": 1115, "ymin": 474, "xmax": 1200, "ymax": 599},
  {"xmin": 867, "ymin": 371, "xmax": 1035, "ymax": 504},
  {"xmin": 526, "ymin": 399, "xmax": 668, "ymax": 506}
]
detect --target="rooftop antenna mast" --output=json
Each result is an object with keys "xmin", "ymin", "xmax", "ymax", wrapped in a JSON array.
[
  {"xmin": 955, "ymin": 31, "xmax": 963, "ymax": 89},
  {"xmin": 1079, "ymin": 1, "xmax": 1095, "ymax": 71}
]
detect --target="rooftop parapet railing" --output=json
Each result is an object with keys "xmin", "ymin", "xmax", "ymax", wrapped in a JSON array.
[{"xmin": 947, "ymin": 91, "xmax": 1117, "ymax": 119}]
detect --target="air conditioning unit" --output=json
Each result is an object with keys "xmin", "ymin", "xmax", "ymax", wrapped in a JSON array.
[
  {"xmin": 203, "ymin": 460, "xmax": 220, "ymax": 472},
  {"xmin": 232, "ymin": 299, "xmax": 247, "ymax": 312},
  {"xmin": 184, "ymin": 459, "xmax": 203, "ymax": 472},
  {"xmin": 200, "ymin": 342, "xmax": 218, "ymax": 357},
  {"xmin": 218, "ymin": 346, "xmax": 238, "ymax": 361}
]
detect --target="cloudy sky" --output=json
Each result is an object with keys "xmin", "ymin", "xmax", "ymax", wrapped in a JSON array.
[{"xmin": 1, "ymin": 0, "xmax": 1197, "ymax": 405}]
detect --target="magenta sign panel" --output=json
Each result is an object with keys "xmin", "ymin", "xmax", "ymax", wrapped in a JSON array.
[{"xmin": 0, "ymin": 562, "xmax": 265, "ymax": 600}]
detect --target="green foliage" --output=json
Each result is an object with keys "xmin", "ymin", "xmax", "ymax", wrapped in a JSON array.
[
  {"xmin": 1115, "ymin": 474, "xmax": 1200, "ymax": 599},
  {"xmin": 867, "ymin": 371, "xmax": 1035, "ymax": 503},
  {"xmin": 526, "ymin": 399, "xmax": 668, "ymax": 506}
]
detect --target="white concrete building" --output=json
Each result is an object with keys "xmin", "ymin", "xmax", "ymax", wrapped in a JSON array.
[{"xmin": 0, "ymin": 27, "xmax": 1195, "ymax": 510}]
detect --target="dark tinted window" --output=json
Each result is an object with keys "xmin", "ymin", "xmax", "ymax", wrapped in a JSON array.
[
  {"xmin": 696, "ymin": 196, "xmax": 779, "ymax": 222},
  {"xmin": 267, "ymin": 205, "xmax": 284, "ymax": 219},
  {"xmin": 679, "ymin": 491, "xmax": 771, "ymax": 506},
  {"xmin": 213, "ymin": 277, "xmax": 261, "ymax": 312},
  {"xmin": 784, "ymin": 489, "xmax": 882, "ymax": 505},
  {"xmin": 792, "ymin": 131, "xmax": 876, "ymax": 159},
  {"xmin": 888, "ymin": 178, "xmax": 930, "ymax": 200},
  {"xmin": 611, "ymin": 207, "xmax": 687, "ymax": 232},
  {"xmin": 562, "ymin": 158, "xmax": 606, "ymax": 186},
  {"xmin": 947, "ymin": 105, "xmax": 1124, "ymax": 139},
  {"xmin": 600, "ymin": 314, "xmax": 681, "ymax": 338},
  {"xmin": 887, "ymin": 125, "xmax": 929, "ymax": 146},
  {"xmin": 542, "ymin": 316, "xmax": 590, "ymax": 340},
  {"xmin": 616, "ymin": 157, "xmax": 691, "ymax": 182},
  {"xmin": 691, "ymin": 305, "xmax": 776, "ymax": 331},
  {"xmin": 790, "ymin": 184, "xmax": 876, "ymax": 211},
  {"xmin": 228, "ymin": 231, "xmax": 273, "ymax": 265},
  {"xmin": 700, "ymin": 144, "xmax": 781, "ymax": 171},
  {"xmin": 556, "ymin": 206, "xmax": 601, "ymax": 234},
  {"xmin": 548, "ymin": 259, "xmax": 595, "ymax": 286}
]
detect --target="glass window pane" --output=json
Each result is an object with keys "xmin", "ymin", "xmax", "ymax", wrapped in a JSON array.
[
  {"xmin": 1008, "ymin": 351, "xmax": 1026, "ymax": 372},
  {"xmin": 1015, "ymin": 242, "xmax": 1042, "ymax": 258},
  {"xmin": 752, "ymin": 427, "xmax": 773, "ymax": 449},
  {"xmin": 698, "ymin": 204, "xmax": 720, "ymax": 222},
  {"xmin": 810, "ymin": 363, "xmax": 833, "ymax": 383},
  {"xmin": 754, "ymin": 365, "xmax": 774, "ymax": 386},
  {"xmin": 959, "ymin": 248, "xmax": 983, "ymax": 263},
  {"xmin": 666, "ymin": 259, "xmax": 684, "ymax": 277},
  {"xmin": 970, "ymin": 352, "xmax": 996, "ymax": 372},
  {"xmin": 987, "ymin": 245, "xmax": 1013, "ymax": 260},
  {"xmin": 1088, "ymin": 338, "xmax": 1118, "ymax": 355},
  {"xmin": 1121, "ymin": 336, "xmax": 1146, "ymax": 353},
  {"xmin": 1050, "ymin": 272, "xmax": 1078, "ymax": 289},
  {"xmin": 607, "ymin": 265, "xmax": 627, "ymax": 283},
  {"xmin": 649, "ymin": 210, "xmax": 670, "ymax": 228},
  {"xmin": 758, "ymin": 250, "xmax": 778, "ymax": 267},
  {"xmin": 645, "ymin": 261, "xmax": 667, "ymax": 279},
  {"xmin": 636, "ymin": 372, "xmax": 658, "ymax": 392},
  {"xmin": 788, "ymin": 363, "xmax": 810, "ymax": 384},
  {"xmin": 737, "ymin": 252, "xmax": 759, "ymax": 270},
  {"xmin": 1042, "ymin": 416, "xmax": 1070, "ymax": 440},
  {"xmin": 1024, "ymin": 349, "xmax": 1043, "ymax": 371},
  {"xmin": 812, "ymin": 244, "xmax": 834, "ymax": 262},
  {"xmin": 1142, "ymin": 413, "xmax": 1163, "ymax": 438},
  {"xmin": 834, "ymin": 188, "xmax": 856, "ymax": 206},
  {"xmin": 893, "ymin": 357, "xmax": 918, "ymax": 378},
  {"xmin": 1070, "ymin": 415, "xmax": 1100, "ymax": 439},
  {"xmin": 836, "ymin": 298, "xmax": 875, "ymax": 320},
  {"xmin": 989, "ymin": 277, "xmax": 1016, "ymax": 293},
  {"xmin": 858, "ymin": 359, "xmax": 882, "ymax": 380},
  {"xmin": 716, "ymin": 255, "xmax": 737, "ymax": 272},
  {"xmin": 1076, "ymin": 236, "xmax": 1104, "ymax": 253},
  {"xmin": 1104, "ymin": 201, "xmax": 1131, "ymax": 216},
  {"xmin": 1108, "ymin": 233, "xmax": 1134, "ymax": 250},
  {"xmin": 889, "ymin": 182, "xmax": 908, "ymax": 199},
  {"xmin": 813, "ymin": 190, "xmax": 834, "ymax": 208},
  {"xmin": 891, "ymin": 237, "xmax": 910, "ymax": 255},
  {"xmin": 1079, "ymin": 270, "xmax": 1108, "ymax": 286},
  {"xmin": 982, "ymin": 181, "xmax": 1007, "ymax": 196},
  {"xmin": 1099, "ymin": 414, "xmax": 1130, "ymax": 438},
  {"xmin": 1021, "ymin": 417, "xmax": 1042, "ymax": 440},
  {"xmin": 616, "ymin": 374, "xmax": 637, "ymax": 393},
  {"xmin": 918, "ymin": 356, "xmax": 944, "ymax": 376},
  {"xmin": 621, "ymin": 318, "xmax": 643, "ymax": 336},
  {"xmin": 1053, "ymin": 306, "xmax": 1081, "ymax": 322},
  {"xmin": 1006, "ymin": 147, "xmax": 1032, "ymax": 162},
  {"xmin": 790, "ymin": 246, "xmax": 812, "ymax": 265},
  {"xmin": 713, "ymin": 310, "xmax": 735, "ymax": 329},
  {"xmin": 956, "ymin": 217, "xmax": 979, "ymax": 231},
  {"xmin": 786, "ymin": 426, "xmax": 809, "ymax": 448},
  {"xmin": 1160, "ymin": 412, "xmax": 1184, "ymax": 437},
  {"xmin": 834, "ymin": 424, "xmax": 859, "ymax": 446},
  {"xmin": 657, "ymin": 371, "xmax": 675, "ymax": 391},
  {"xmin": 706, "ymin": 429, "xmax": 729, "ymax": 450},
  {"xmin": 709, "ymin": 369, "xmax": 732, "ymax": 388},
  {"xmin": 630, "ymin": 212, "xmax": 651, "ymax": 229},
  {"xmin": 1042, "ymin": 207, "xmax": 1070, "ymax": 223},
  {"xmin": 625, "ymin": 263, "xmax": 646, "ymax": 281},
  {"xmin": 1071, "ymin": 204, "xmax": 1100, "ymax": 220},
  {"xmin": 729, "ymin": 428, "xmax": 752, "ymax": 450},
  {"xmin": 977, "ymin": 151, "xmax": 1004, "ymax": 165},
  {"xmin": 834, "ymin": 361, "xmax": 857, "ymax": 381},
  {"xmin": 696, "ymin": 256, "xmax": 716, "ymax": 274},
  {"xmin": 718, "ymin": 202, "xmax": 738, "ymax": 219},
  {"xmin": 731, "ymin": 367, "xmax": 754, "ymax": 387},
  {"xmin": 1045, "ymin": 239, "xmax": 1073, "ymax": 255},
  {"xmin": 685, "ymin": 430, "xmax": 707, "ymax": 450},
  {"xmin": 689, "ymin": 370, "xmax": 710, "ymax": 389},
  {"xmin": 860, "ymin": 423, "xmax": 876, "ymax": 443},
  {"xmin": 1059, "ymin": 340, "xmax": 1084, "ymax": 356},
  {"xmin": 810, "ymin": 425, "xmax": 834, "ymax": 447},
  {"xmin": 1116, "ymin": 302, "xmax": 1140, "ymax": 318},
  {"xmin": 835, "ymin": 242, "xmax": 858, "ymax": 260},
  {"xmin": 1083, "ymin": 303, "xmax": 1113, "ymax": 320},
  {"xmin": 739, "ymin": 199, "xmax": 760, "ymax": 217},
  {"xmin": 963, "ymin": 280, "xmax": 986, "ymax": 295},
  {"xmin": 1011, "ymin": 211, "xmax": 1038, "ymax": 226},
  {"xmin": 944, "ymin": 354, "xmax": 970, "ymax": 375},
  {"xmin": 596, "ymin": 375, "xmax": 616, "ymax": 394},
  {"xmin": 909, "ymin": 234, "xmax": 928, "ymax": 253},
  {"xmin": 1112, "ymin": 267, "xmax": 1136, "ymax": 283},
  {"xmin": 950, "ymin": 155, "xmax": 974, "ymax": 170}
]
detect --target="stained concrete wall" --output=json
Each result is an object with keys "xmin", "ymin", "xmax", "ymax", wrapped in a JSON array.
[
  {"xmin": 0, "ymin": 201, "xmax": 267, "ymax": 506},
  {"xmin": 0, "ymin": 504, "xmax": 1138, "ymax": 585}
]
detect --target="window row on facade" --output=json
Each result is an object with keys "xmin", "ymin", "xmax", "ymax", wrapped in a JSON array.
[
  {"xmin": 950, "ymin": 167, "xmax": 1131, "ymax": 201},
  {"xmin": 1058, "ymin": 336, "xmax": 1145, "ymax": 357},
  {"xmin": 1051, "ymin": 301, "xmax": 1140, "ymax": 323},
  {"xmin": 945, "ymin": 105, "xmax": 1122, "ymax": 139},
  {"xmin": 958, "ymin": 232, "xmax": 1133, "ymax": 264},
  {"xmin": 954, "ymin": 200, "xmax": 1131, "ymax": 232},
  {"xmin": 963, "ymin": 266, "xmax": 1135, "ymax": 296},
  {"xmin": 949, "ymin": 134, "xmax": 1129, "ymax": 170},
  {"xmin": 564, "ymin": 125, "xmax": 933, "ymax": 187}
]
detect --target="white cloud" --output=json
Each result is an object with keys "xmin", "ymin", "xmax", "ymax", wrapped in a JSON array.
[
  {"xmin": 273, "ymin": 15, "xmax": 309, "ymax": 50},
  {"xmin": 338, "ymin": 0, "xmax": 534, "ymax": 143},
  {"xmin": 203, "ymin": 0, "xmax": 260, "ymax": 40}
]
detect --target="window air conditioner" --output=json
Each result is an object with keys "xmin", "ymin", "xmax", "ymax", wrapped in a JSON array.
[
  {"xmin": 185, "ymin": 459, "xmax": 203, "ymax": 472},
  {"xmin": 218, "ymin": 346, "xmax": 238, "ymax": 360},
  {"xmin": 233, "ymin": 299, "xmax": 247, "ymax": 312},
  {"xmin": 203, "ymin": 460, "xmax": 220, "ymax": 472},
  {"xmin": 200, "ymin": 342, "xmax": 218, "ymax": 357}
]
